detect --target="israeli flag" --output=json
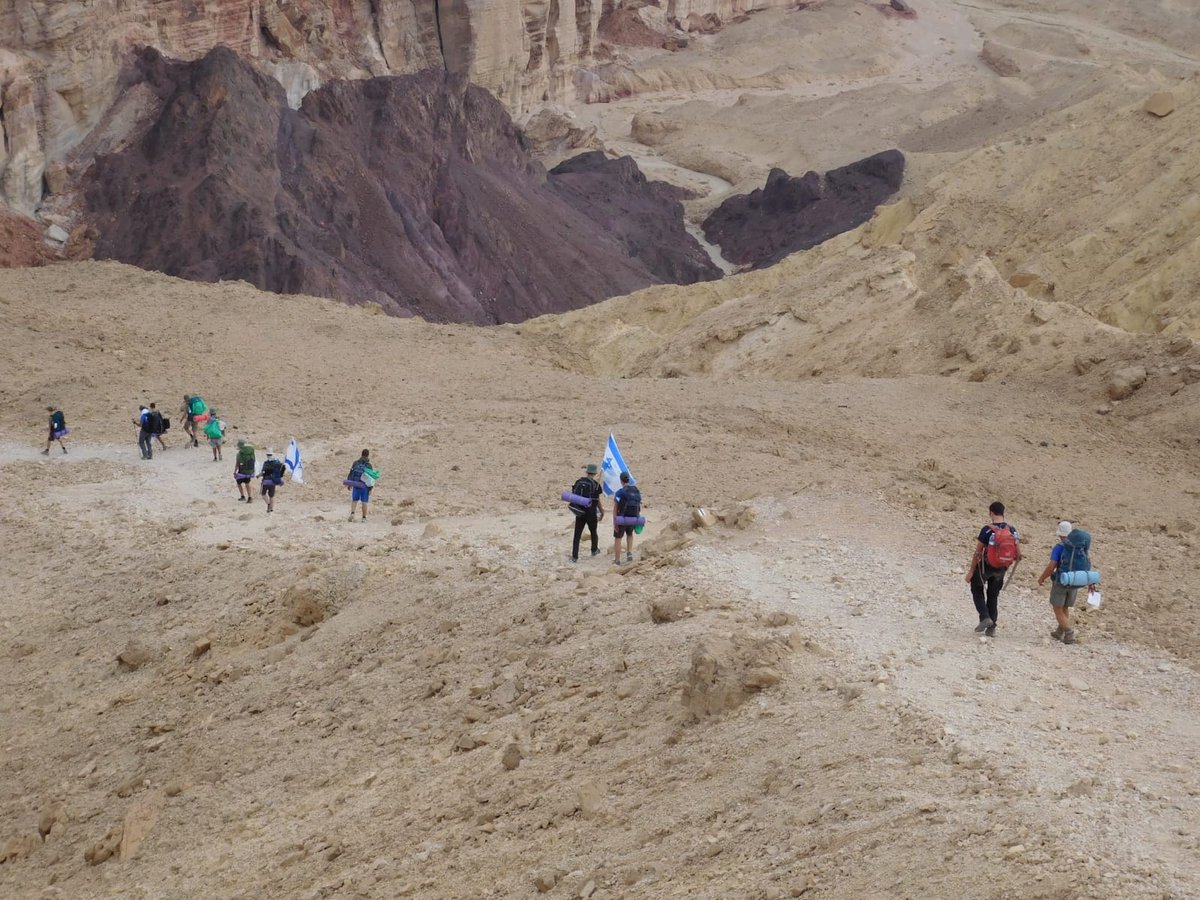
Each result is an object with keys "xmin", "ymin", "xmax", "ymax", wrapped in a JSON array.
[
  {"xmin": 600, "ymin": 433, "xmax": 634, "ymax": 497},
  {"xmin": 284, "ymin": 439, "xmax": 304, "ymax": 484}
]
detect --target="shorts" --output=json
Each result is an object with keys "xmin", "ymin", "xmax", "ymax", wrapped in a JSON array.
[
  {"xmin": 261, "ymin": 483, "xmax": 276, "ymax": 498},
  {"xmin": 1050, "ymin": 582, "xmax": 1078, "ymax": 608},
  {"xmin": 209, "ymin": 437, "xmax": 223, "ymax": 448},
  {"xmin": 352, "ymin": 485, "xmax": 371, "ymax": 503},
  {"xmin": 613, "ymin": 525, "xmax": 635, "ymax": 538}
]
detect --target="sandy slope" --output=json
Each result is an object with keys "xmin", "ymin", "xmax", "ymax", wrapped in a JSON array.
[{"xmin": 0, "ymin": 262, "xmax": 1197, "ymax": 897}]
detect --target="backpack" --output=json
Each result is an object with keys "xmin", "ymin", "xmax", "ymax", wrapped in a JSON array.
[
  {"xmin": 263, "ymin": 459, "xmax": 285, "ymax": 481},
  {"xmin": 190, "ymin": 396, "xmax": 207, "ymax": 416},
  {"xmin": 360, "ymin": 466, "xmax": 380, "ymax": 487},
  {"xmin": 50, "ymin": 410, "xmax": 65, "ymax": 431},
  {"xmin": 160, "ymin": 416, "xmax": 171, "ymax": 433},
  {"xmin": 204, "ymin": 418, "xmax": 223, "ymax": 439},
  {"xmin": 1057, "ymin": 529, "xmax": 1092, "ymax": 574},
  {"xmin": 618, "ymin": 485, "xmax": 642, "ymax": 518},
  {"xmin": 984, "ymin": 524, "xmax": 1018, "ymax": 569},
  {"xmin": 569, "ymin": 477, "xmax": 594, "ymax": 517},
  {"xmin": 237, "ymin": 444, "xmax": 256, "ymax": 467},
  {"xmin": 147, "ymin": 410, "xmax": 164, "ymax": 434}
]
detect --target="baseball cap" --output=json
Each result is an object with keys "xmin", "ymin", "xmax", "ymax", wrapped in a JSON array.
[{"xmin": 1057, "ymin": 521, "xmax": 1072, "ymax": 537}]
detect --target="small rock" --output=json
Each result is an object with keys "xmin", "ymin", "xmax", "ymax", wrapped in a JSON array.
[
  {"xmin": 192, "ymin": 638, "xmax": 212, "ymax": 658},
  {"xmin": 1143, "ymin": 92, "xmax": 1175, "ymax": 117},
  {"xmin": 981, "ymin": 40, "xmax": 1020, "ymax": 77},
  {"xmin": 534, "ymin": 870, "xmax": 561, "ymax": 893},
  {"xmin": 1068, "ymin": 676, "xmax": 1090, "ymax": 692},
  {"xmin": 579, "ymin": 880, "xmax": 596, "ymax": 899},
  {"xmin": 1005, "ymin": 843, "xmax": 1027, "ymax": 859},
  {"xmin": 889, "ymin": 0, "xmax": 912, "ymax": 11},
  {"xmin": 117, "ymin": 640, "xmax": 155, "ymax": 672},
  {"xmin": 422, "ymin": 522, "xmax": 443, "ymax": 539},
  {"xmin": 38, "ymin": 802, "xmax": 65, "ymax": 839},
  {"xmin": 501, "ymin": 743, "xmax": 523, "ymax": 771},
  {"xmin": 691, "ymin": 507, "xmax": 717, "ymax": 529},
  {"xmin": 45, "ymin": 223, "xmax": 70, "ymax": 244},
  {"xmin": 1107, "ymin": 366, "xmax": 1147, "ymax": 401}
]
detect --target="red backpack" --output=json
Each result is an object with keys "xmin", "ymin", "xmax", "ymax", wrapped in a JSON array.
[{"xmin": 985, "ymin": 524, "xmax": 1019, "ymax": 569}]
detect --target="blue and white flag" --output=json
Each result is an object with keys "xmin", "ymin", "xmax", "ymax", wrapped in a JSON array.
[
  {"xmin": 284, "ymin": 439, "xmax": 304, "ymax": 484},
  {"xmin": 600, "ymin": 433, "xmax": 634, "ymax": 497}
]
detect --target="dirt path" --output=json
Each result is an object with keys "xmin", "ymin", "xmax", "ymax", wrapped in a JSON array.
[{"xmin": 691, "ymin": 492, "xmax": 1200, "ymax": 896}]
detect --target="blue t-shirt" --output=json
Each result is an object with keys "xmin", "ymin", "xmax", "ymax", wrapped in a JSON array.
[
  {"xmin": 1050, "ymin": 543, "xmax": 1065, "ymax": 564},
  {"xmin": 614, "ymin": 486, "xmax": 639, "ymax": 515}
]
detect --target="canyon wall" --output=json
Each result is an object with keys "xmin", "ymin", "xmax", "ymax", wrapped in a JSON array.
[{"xmin": 0, "ymin": 0, "xmax": 789, "ymax": 214}]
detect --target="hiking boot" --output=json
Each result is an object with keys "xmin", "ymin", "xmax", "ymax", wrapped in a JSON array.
[
  {"xmin": 591, "ymin": 548, "xmax": 601, "ymax": 556},
  {"xmin": 1061, "ymin": 629, "xmax": 1077, "ymax": 645},
  {"xmin": 1050, "ymin": 627, "xmax": 1064, "ymax": 641},
  {"xmin": 625, "ymin": 552, "xmax": 633, "ymax": 563},
  {"xmin": 985, "ymin": 626, "xmax": 996, "ymax": 638},
  {"xmin": 974, "ymin": 618, "xmax": 994, "ymax": 633},
  {"xmin": 40, "ymin": 448, "xmax": 49, "ymax": 455},
  {"xmin": 570, "ymin": 556, "xmax": 579, "ymax": 563},
  {"xmin": 61, "ymin": 447, "xmax": 67, "ymax": 454}
]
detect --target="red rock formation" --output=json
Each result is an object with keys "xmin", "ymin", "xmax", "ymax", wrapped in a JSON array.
[
  {"xmin": 82, "ymin": 48, "xmax": 719, "ymax": 324},
  {"xmin": 702, "ymin": 151, "xmax": 905, "ymax": 269}
]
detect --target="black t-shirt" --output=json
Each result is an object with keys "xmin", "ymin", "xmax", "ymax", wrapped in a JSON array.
[{"xmin": 573, "ymin": 477, "xmax": 603, "ymax": 515}]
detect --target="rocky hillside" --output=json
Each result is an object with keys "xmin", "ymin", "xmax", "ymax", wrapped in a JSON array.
[{"xmin": 79, "ymin": 48, "xmax": 719, "ymax": 324}]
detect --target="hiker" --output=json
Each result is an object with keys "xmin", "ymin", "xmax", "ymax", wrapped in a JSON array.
[
  {"xmin": 134, "ymin": 405, "xmax": 154, "ymax": 460},
  {"xmin": 1038, "ymin": 521, "xmax": 1087, "ymax": 645},
  {"xmin": 146, "ymin": 403, "xmax": 167, "ymax": 451},
  {"xmin": 964, "ymin": 501, "xmax": 1021, "ymax": 637},
  {"xmin": 181, "ymin": 395, "xmax": 198, "ymax": 447},
  {"xmin": 259, "ymin": 449, "xmax": 286, "ymax": 513},
  {"xmin": 569, "ymin": 463, "xmax": 605, "ymax": 562},
  {"xmin": 42, "ymin": 405, "xmax": 68, "ymax": 455},
  {"xmin": 348, "ymin": 449, "xmax": 375, "ymax": 522},
  {"xmin": 235, "ymin": 439, "xmax": 256, "ymax": 502},
  {"xmin": 612, "ymin": 471, "xmax": 641, "ymax": 565},
  {"xmin": 203, "ymin": 409, "xmax": 225, "ymax": 461}
]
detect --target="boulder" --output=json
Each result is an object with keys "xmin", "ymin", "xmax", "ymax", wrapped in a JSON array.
[
  {"xmin": 981, "ymin": 41, "xmax": 1021, "ymax": 77},
  {"xmin": 1143, "ymin": 92, "xmax": 1175, "ymax": 118},
  {"xmin": 1107, "ymin": 366, "xmax": 1148, "ymax": 400}
]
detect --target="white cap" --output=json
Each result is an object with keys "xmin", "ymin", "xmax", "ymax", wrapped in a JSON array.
[{"xmin": 1057, "ymin": 521, "xmax": 1072, "ymax": 537}]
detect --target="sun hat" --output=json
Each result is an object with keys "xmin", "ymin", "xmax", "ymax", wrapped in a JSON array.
[
  {"xmin": 1057, "ymin": 521, "xmax": 1073, "ymax": 537},
  {"xmin": 584, "ymin": 463, "xmax": 599, "ymax": 475},
  {"xmin": 266, "ymin": 449, "xmax": 276, "ymax": 457},
  {"xmin": 237, "ymin": 439, "xmax": 246, "ymax": 448}
]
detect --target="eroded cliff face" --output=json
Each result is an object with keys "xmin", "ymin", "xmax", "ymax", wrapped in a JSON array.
[{"xmin": 0, "ymin": 0, "xmax": 791, "ymax": 214}]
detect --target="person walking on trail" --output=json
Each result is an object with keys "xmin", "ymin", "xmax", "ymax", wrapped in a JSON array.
[
  {"xmin": 235, "ymin": 439, "xmax": 256, "ymax": 503},
  {"xmin": 612, "ymin": 471, "xmax": 641, "ymax": 566},
  {"xmin": 134, "ymin": 405, "xmax": 154, "ymax": 460},
  {"xmin": 181, "ymin": 395, "xmax": 198, "ymax": 447},
  {"xmin": 569, "ymin": 463, "xmax": 605, "ymax": 562},
  {"xmin": 259, "ymin": 449, "xmax": 286, "ymax": 514},
  {"xmin": 348, "ymin": 449, "xmax": 376, "ymax": 522},
  {"xmin": 146, "ymin": 403, "xmax": 166, "ymax": 452},
  {"xmin": 203, "ymin": 410, "xmax": 226, "ymax": 461},
  {"xmin": 43, "ymin": 406, "xmax": 68, "ymax": 455},
  {"xmin": 1038, "ymin": 521, "xmax": 1084, "ymax": 645},
  {"xmin": 964, "ymin": 501, "xmax": 1021, "ymax": 637}
]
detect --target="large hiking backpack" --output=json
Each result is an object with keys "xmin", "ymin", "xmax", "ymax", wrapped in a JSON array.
[
  {"xmin": 147, "ymin": 410, "xmax": 164, "ymax": 434},
  {"xmin": 160, "ymin": 416, "xmax": 171, "ymax": 433},
  {"xmin": 203, "ymin": 418, "xmax": 223, "ymax": 440},
  {"xmin": 190, "ymin": 396, "xmax": 207, "ymax": 416},
  {"xmin": 50, "ymin": 410, "xmax": 65, "ymax": 431},
  {"xmin": 1057, "ymin": 529, "xmax": 1092, "ymax": 582},
  {"xmin": 262, "ymin": 459, "xmax": 285, "ymax": 482},
  {"xmin": 984, "ymin": 524, "xmax": 1019, "ymax": 569},
  {"xmin": 619, "ymin": 485, "xmax": 642, "ymax": 519},
  {"xmin": 569, "ymin": 477, "xmax": 594, "ymax": 517}
]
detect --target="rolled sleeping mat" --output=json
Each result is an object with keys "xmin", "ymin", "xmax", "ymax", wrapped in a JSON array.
[
  {"xmin": 234, "ymin": 473, "xmax": 253, "ymax": 483},
  {"xmin": 614, "ymin": 515, "xmax": 646, "ymax": 527},
  {"xmin": 344, "ymin": 479, "xmax": 367, "ymax": 489},
  {"xmin": 262, "ymin": 478, "xmax": 282, "ymax": 487},
  {"xmin": 1057, "ymin": 569, "xmax": 1101, "ymax": 588},
  {"xmin": 193, "ymin": 413, "xmax": 211, "ymax": 424},
  {"xmin": 561, "ymin": 492, "xmax": 592, "ymax": 507},
  {"xmin": 53, "ymin": 428, "xmax": 70, "ymax": 438}
]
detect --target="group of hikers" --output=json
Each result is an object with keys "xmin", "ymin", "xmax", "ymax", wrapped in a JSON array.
[
  {"xmin": 43, "ymin": 406, "xmax": 1097, "ymax": 636},
  {"xmin": 43, "ymin": 401, "xmax": 378, "ymax": 519},
  {"xmin": 568, "ymin": 463, "xmax": 643, "ymax": 566},
  {"xmin": 967, "ymin": 501, "xmax": 1099, "ymax": 646}
]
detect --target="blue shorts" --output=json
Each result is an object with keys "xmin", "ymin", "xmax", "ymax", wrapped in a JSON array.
[{"xmin": 352, "ymin": 485, "xmax": 371, "ymax": 503}]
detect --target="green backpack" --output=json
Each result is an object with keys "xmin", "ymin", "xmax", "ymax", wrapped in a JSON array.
[{"xmin": 204, "ymin": 418, "xmax": 223, "ymax": 439}]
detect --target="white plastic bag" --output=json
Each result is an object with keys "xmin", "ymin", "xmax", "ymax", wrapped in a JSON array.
[{"xmin": 1087, "ymin": 590, "xmax": 1102, "ymax": 608}]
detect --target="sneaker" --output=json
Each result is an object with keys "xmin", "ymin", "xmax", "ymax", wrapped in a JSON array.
[
  {"xmin": 348, "ymin": 513, "xmax": 355, "ymax": 522},
  {"xmin": 570, "ymin": 556, "xmax": 579, "ymax": 563},
  {"xmin": 985, "ymin": 626, "xmax": 996, "ymax": 638},
  {"xmin": 974, "ymin": 618, "xmax": 994, "ymax": 633},
  {"xmin": 61, "ymin": 447, "xmax": 67, "ymax": 454},
  {"xmin": 591, "ymin": 548, "xmax": 601, "ymax": 556},
  {"xmin": 40, "ymin": 448, "xmax": 49, "ymax": 455},
  {"xmin": 612, "ymin": 559, "xmax": 622, "ymax": 566},
  {"xmin": 1062, "ymin": 629, "xmax": 1077, "ymax": 645},
  {"xmin": 237, "ymin": 496, "xmax": 245, "ymax": 502},
  {"xmin": 1050, "ymin": 627, "xmax": 1064, "ymax": 641},
  {"xmin": 625, "ymin": 552, "xmax": 633, "ymax": 562}
]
